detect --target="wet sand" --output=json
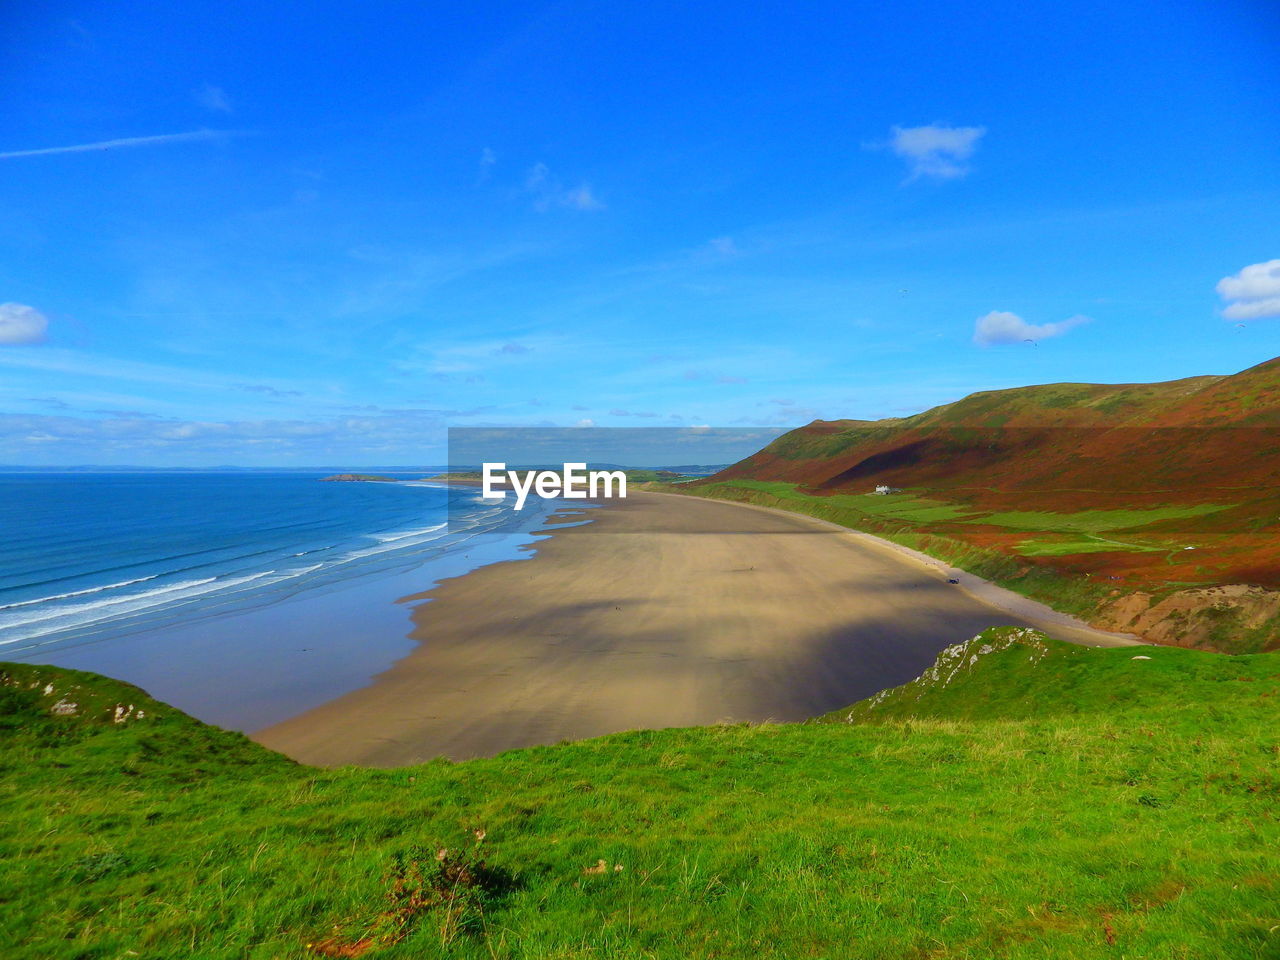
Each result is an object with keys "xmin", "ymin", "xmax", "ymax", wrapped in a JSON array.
[{"xmin": 254, "ymin": 490, "xmax": 1139, "ymax": 766}]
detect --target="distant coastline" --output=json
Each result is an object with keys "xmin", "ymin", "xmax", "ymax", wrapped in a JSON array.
[{"xmin": 418, "ymin": 472, "xmax": 487, "ymax": 485}]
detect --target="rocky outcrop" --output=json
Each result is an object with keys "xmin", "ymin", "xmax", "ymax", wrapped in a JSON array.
[{"xmin": 1096, "ymin": 584, "xmax": 1280, "ymax": 653}]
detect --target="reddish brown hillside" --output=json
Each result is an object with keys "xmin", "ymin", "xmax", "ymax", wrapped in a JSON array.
[{"xmin": 718, "ymin": 357, "xmax": 1279, "ymax": 508}]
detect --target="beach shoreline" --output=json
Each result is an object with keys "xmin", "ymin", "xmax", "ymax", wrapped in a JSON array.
[
  {"xmin": 642, "ymin": 489, "xmax": 1142, "ymax": 638},
  {"xmin": 9, "ymin": 477, "xmax": 572, "ymax": 732},
  {"xmin": 253, "ymin": 490, "xmax": 1139, "ymax": 767}
]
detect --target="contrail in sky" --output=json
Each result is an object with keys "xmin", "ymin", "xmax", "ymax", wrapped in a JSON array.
[{"xmin": 0, "ymin": 129, "xmax": 236, "ymax": 160}]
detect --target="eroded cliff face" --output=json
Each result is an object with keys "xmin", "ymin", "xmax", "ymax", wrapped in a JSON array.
[{"xmin": 1096, "ymin": 584, "xmax": 1280, "ymax": 653}]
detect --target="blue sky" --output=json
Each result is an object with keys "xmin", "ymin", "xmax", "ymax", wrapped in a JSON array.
[{"xmin": 1, "ymin": 0, "xmax": 1278, "ymax": 465}]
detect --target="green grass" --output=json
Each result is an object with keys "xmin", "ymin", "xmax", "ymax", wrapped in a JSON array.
[
  {"xmin": 3, "ymin": 631, "xmax": 1278, "ymax": 959},
  {"xmin": 978, "ymin": 504, "xmax": 1228, "ymax": 535},
  {"xmin": 708, "ymin": 480, "xmax": 976, "ymax": 524},
  {"xmin": 693, "ymin": 480, "xmax": 1227, "ymax": 536},
  {"xmin": 1013, "ymin": 535, "xmax": 1168, "ymax": 557},
  {"xmin": 623, "ymin": 470, "xmax": 686, "ymax": 483}
]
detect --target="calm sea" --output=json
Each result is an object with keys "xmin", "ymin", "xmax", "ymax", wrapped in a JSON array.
[{"xmin": 0, "ymin": 472, "xmax": 566, "ymax": 726}]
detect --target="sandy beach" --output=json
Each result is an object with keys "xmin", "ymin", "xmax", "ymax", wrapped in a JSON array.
[{"xmin": 255, "ymin": 490, "xmax": 1140, "ymax": 766}]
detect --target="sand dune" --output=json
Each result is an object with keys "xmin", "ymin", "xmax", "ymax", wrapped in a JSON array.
[{"xmin": 254, "ymin": 491, "xmax": 1138, "ymax": 766}]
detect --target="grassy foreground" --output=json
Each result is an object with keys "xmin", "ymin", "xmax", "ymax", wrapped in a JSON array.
[{"xmin": 3, "ymin": 630, "xmax": 1278, "ymax": 959}]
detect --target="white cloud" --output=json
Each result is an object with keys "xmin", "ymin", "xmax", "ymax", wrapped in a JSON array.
[
  {"xmin": 560, "ymin": 185, "xmax": 603, "ymax": 211},
  {"xmin": 887, "ymin": 123, "xmax": 986, "ymax": 181},
  {"xmin": 973, "ymin": 310, "xmax": 1089, "ymax": 346},
  {"xmin": 405, "ymin": 336, "xmax": 547, "ymax": 376},
  {"xmin": 195, "ymin": 84, "xmax": 232, "ymax": 113},
  {"xmin": 525, "ymin": 162, "xmax": 549, "ymax": 190},
  {"xmin": 1216, "ymin": 259, "xmax": 1280, "ymax": 320},
  {"xmin": 235, "ymin": 382, "xmax": 302, "ymax": 398},
  {"xmin": 492, "ymin": 342, "xmax": 533, "ymax": 355},
  {"xmin": 477, "ymin": 147, "xmax": 497, "ymax": 183},
  {"xmin": 0, "ymin": 129, "xmax": 235, "ymax": 160},
  {"xmin": 0, "ymin": 303, "xmax": 48, "ymax": 345},
  {"xmin": 740, "ymin": 399, "xmax": 818, "ymax": 425},
  {"xmin": 1224, "ymin": 297, "xmax": 1280, "ymax": 321},
  {"xmin": 604, "ymin": 408, "xmax": 658, "ymax": 418},
  {"xmin": 708, "ymin": 236, "xmax": 739, "ymax": 257},
  {"xmin": 574, "ymin": 418, "xmax": 595, "ymax": 428},
  {"xmin": 526, "ymin": 162, "xmax": 604, "ymax": 212},
  {"xmin": 683, "ymin": 369, "xmax": 747, "ymax": 385}
]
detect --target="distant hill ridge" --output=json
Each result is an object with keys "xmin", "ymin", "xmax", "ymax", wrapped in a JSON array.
[{"xmin": 719, "ymin": 356, "xmax": 1280, "ymax": 498}]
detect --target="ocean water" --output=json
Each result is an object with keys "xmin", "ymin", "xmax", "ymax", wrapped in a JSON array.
[{"xmin": 0, "ymin": 472, "xmax": 569, "ymax": 727}]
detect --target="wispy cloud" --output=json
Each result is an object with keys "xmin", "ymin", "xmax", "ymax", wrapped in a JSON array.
[
  {"xmin": 66, "ymin": 20, "xmax": 94, "ymax": 49},
  {"xmin": 394, "ymin": 335, "xmax": 551, "ymax": 379},
  {"xmin": 611, "ymin": 235, "xmax": 747, "ymax": 279},
  {"xmin": 973, "ymin": 310, "xmax": 1089, "ymax": 345},
  {"xmin": 492, "ymin": 342, "xmax": 533, "ymax": 356},
  {"xmin": 22, "ymin": 396, "xmax": 69, "ymax": 410},
  {"xmin": 683, "ymin": 369, "xmax": 748, "ymax": 385},
  {"xmin": 525, "ymin": 162, "xmax": 604, "ymax": 212},
  {"xmin": 1216, "ymin": 259, "xmax": 1280, "ymax": 321},
  {"xmin": 477, "ymin": 146, "xmax": 497, "ymax": 183},
  {"xmin": 195, "ymin": 84, "xmax": 233, "ymax": 113},
  {"xmin": 877, "ymin": 123, "xmax": 986, "ymax": 182},
  {"xmin": 0, "ymin": 410, "xmax": 464, "ymax": 461},
  {"xmin": 0, "ymin": 129, "xmax": 236, "ymax": 161},
  {"xmin": 335, "ymin": 242, "xmax": 544, "ymax": 318},
  {"xmin": 739, "ymin": 398, "xmax": 819, "ymax": 426},
  {"xmin": 235, "ymin": 383, "xmax": 302, "ymax": 398},
  {"xmin": 0, "ymin": 303, "xmax": 48, "ymax": 345},
  {"xmin": 0, "ymin": 347, "xmax": 320, "ymax": 398},
  {"xmin": 708, "ymin": 236, "xmax": 739, "ymax": 257}
]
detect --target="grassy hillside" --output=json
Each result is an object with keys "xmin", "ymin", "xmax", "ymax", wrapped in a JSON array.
[
  {"xmin": 676, "ymin": 358, "xmax": 1280, "ymax": 653},
  {"xmin": 4, "ymin": 635, "xmax": 1278, "ymax": 959}
]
